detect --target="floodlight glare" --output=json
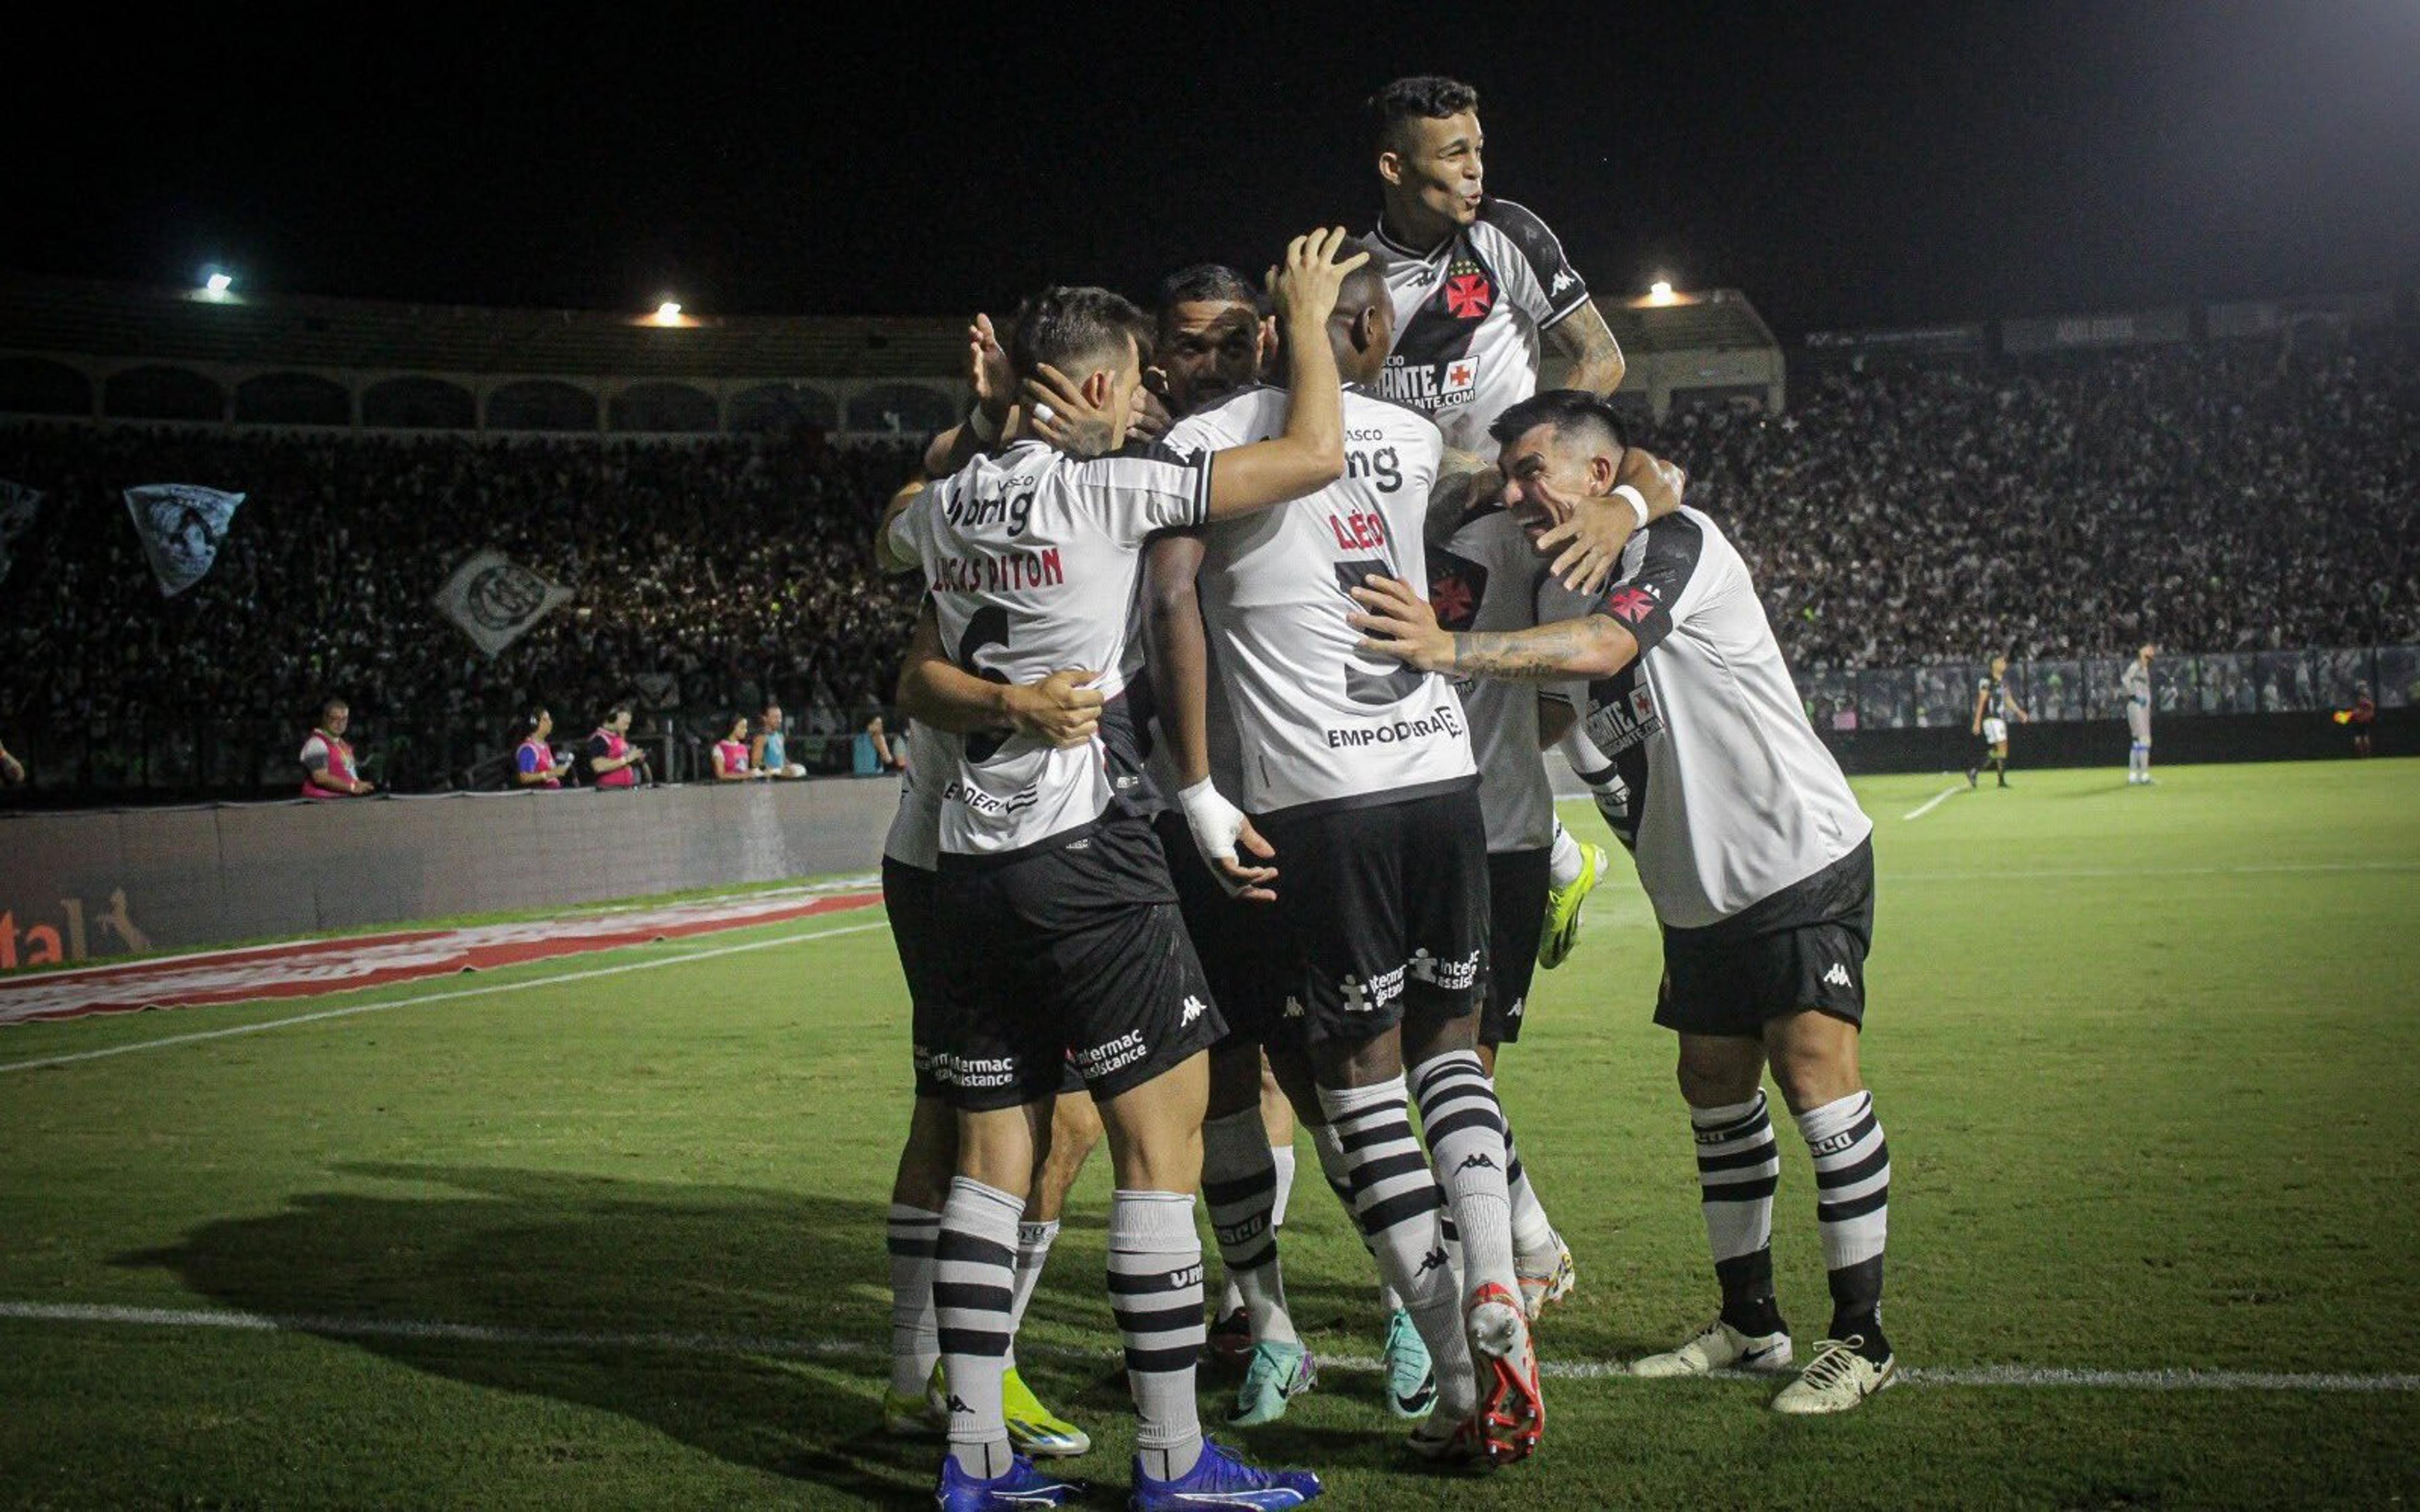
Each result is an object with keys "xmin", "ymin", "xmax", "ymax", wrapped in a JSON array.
[
  {"xmin": 1649, "ymin": 279, "xmax": 1674, "ymax": 302},
  {"xmin": 655, "ymin": 301, "xmax": 683, "ymax": 322},
  {"xmin": 204, "ymin": 271, "xmax": 233, "ymax": 294}
]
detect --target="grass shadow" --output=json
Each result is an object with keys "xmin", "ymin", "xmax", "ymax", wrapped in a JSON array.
[{"xmin": 117, "ymin": 1162, "xmax": 935, "ymax": 1507}]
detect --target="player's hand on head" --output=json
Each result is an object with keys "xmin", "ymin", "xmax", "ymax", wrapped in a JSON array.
[
  {"xmin": 1020, "ymin": 364, "xmax": 1119, "ymax": 457},
  {"xmin": 968, "ymin": 313, "xmax": 1013, "ymax": 422},
  {"xmin": 1538, "ymin": 494, "xmax": 1637, "ymax": 595},
  {"xmin": 1127, "ymin": 385, "xmax": 1172, "ymax": 444},
  {"xmin": 1005, "ymin": 668, "xmax": 1104, "ymax": 748},
  {"xmin": 1270, "ymin": 226, "xmax": 1371, "ymax": 329},
  {"xmin": 1348, "ymin": 574, "xmax": 1453, "ymax": 672}
]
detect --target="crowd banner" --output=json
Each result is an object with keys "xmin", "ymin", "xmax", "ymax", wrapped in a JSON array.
[
  {"xmin": 432, "ymin": 549, "xmax": 573, "ymax": 656},
  {"xmin": 123, "ymin": 484, "xmax": 246, "ymax": 597},
  {"xmin": 0, "ymin": 480, "xmax": 42, "ymax": 584}
]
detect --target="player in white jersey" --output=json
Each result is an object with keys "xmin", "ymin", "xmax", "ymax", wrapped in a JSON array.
[
  {"xmin": 1154, "ymin": 241, "xmax": 1543, "ymax": 1467},
  {"xmin": 2123, "ymin": 643, "xmax": 2158, "ymax": 784},
  {"xmin": 1352, "ymin": 390, "xmax": 1902, "ymax": 1416},
  {"xmin": 876, "ymin": 235, "xmax": 1367, "ymax": 1511}
]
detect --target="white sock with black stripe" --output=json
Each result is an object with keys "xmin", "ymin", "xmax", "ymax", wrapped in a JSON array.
[
  {"xmin": 1003, "ymin": 1218, "xmax": 1057, "ymax": 1373},
  {"xmin": 1109, "ymin": 1190, "xmax": 1206, "ymax": 1481},
  {"xmin": 1691, "ymin": 1092, "xmax": 1784, "ymax": 1335},
  {"xmin": 1310, "ymin": 1128, "xmax": 1410, "ymax": 1317},
  {"xmin": 1270, "ymin": 1140, "xmax": 1296, "ymax": 1226},
  {"xmin": 1202, "ymin": 1109, "xmax": 1298, "ymax": 1346},
  {"xmin": 885, "ymin": 1203, "xmax": 942, "ymax": 1397},
  {"xmin": 1503, "ymin": 1125, "xmax": 1559, "ymax": 1259},
  {"xmin": 1316, "ymin": 1080, "xmax": 1478, "ymax": 1418},
  {"xmin": 935, "ymin": 1177, "xmax": 1021, "ymax": 1479},
  {"xmin": 1795, "ymin": 1090, "xmax": 1891, "ymax": 1353},
  {"xmin": 1410, "ymin": 1051, "xmax": 1519, "ymax": 1305}
]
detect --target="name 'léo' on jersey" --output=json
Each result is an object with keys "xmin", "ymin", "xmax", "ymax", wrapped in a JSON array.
[
  {"xmin": 1369, "ymin": 197, "xmax": 1593, "ymax": 457},
  {"xmin": 1165, "ymin": 384, "xmax": 1476, "ymax": 816},
  {"xmin": 883, "ymin": 439, "xmax": 1209, "ymax": 859}
]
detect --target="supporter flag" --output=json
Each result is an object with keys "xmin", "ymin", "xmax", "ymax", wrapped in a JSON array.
[
  {"xmin": 123, "ymin": 484, "xmax": 245, "ymax": 597},
  {"xmin": 0, "ymin": 480, "xmax": 42, "ymax": 584},
  {"xmin": 432, "ymin": 549, "xmax": 573, "ymax": 656}
]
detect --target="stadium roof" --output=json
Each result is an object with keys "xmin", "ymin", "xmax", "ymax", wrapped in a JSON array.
[
  {"xmin": 0, "ymin": 272, "xmax": 971, "ymax": 380},
  {"xmin": 1599, "ymin": 289, "xmax": 1777, "ymax": 355}
]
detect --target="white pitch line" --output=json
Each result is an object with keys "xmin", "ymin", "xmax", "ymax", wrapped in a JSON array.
[
  {"xmin": 1890, "ymin": 859, "xmax": 2420, "ymax": 883},
  {"xmin": 0, "ymin": 919, "xmax": 891, "ymax": 1075},
  {"xmin": 1901, "ymin": 783, "xmax": 1965, "ymax": 821},
  {"xmin": 2, "ymin": 1301, "xmax": 2412, "ymax": 1394}
]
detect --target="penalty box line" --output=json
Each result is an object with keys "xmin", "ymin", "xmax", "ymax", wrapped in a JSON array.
[
  {"xmin": 0, "ymin": 920, "xmax": 894, "ymax": 1076},
  {"xmin": 2, "ymin": 1300, "xmax": 2414, "ymax": 1395}
]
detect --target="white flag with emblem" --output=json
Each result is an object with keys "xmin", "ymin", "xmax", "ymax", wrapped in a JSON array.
[
  {"xmin": 0, "ymin": 479, "xmax": 42, "ymax": 585},
  {"xmin": 432, "ymin": 549, "xmax": 573, "ymax": 656},
  {"xmin": 124, "ymin": 484, "xmax": 246, "ymax": 597}
]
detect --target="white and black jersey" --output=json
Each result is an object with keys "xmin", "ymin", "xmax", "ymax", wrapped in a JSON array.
[
  {"xmin": 1428, "ymin": 507, "xmax": 1557, "ymax": 852},
  {"xmin": 880, "ymin": 715, "xmax": 953, "ymax": 871},
  {"xmin": 1557, "ymin": 506, "xmax": 1872, "ymax": 929},
  {"xmin": 883, "ymin": 439, "xmax": 1211, "ymax": 859},
  {"xmin": 1369, "ymin": 198, "xmax": 1593, "ymax": 457},
  {"xmin": 1165, "ymin": 385, "xmax": 1475, "ymax": 815}
]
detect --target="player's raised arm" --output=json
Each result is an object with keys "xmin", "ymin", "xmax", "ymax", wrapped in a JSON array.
[
  {"xmin": 922, "ymin": 313, "xmax": 1017, "ymax": 478},
  {"xmin": 894, "ymin": 601, "xmax": 1103, "ymax": 747},
  {"xmin": 1196, "ymin": 229, "xmax": 1366, "ymax": 520},
  {"xmin": 874, "ymin": 478, "xmax": 928, "ymax": 575}
]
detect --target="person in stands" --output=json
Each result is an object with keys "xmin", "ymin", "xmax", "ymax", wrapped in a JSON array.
[
  {"xmin": 585, "ymin": 704, "xmax": 650, "ymax": 790},
  {"xmin": 711, "ymin": 713, "xmax": 763, "ymax": 781},
  {"xmin": 514, "ymin": 707, "xmax": 573, "ymax": 789},
  {"xmin": 752, "ymin": 701, "xmax": 808, "ymax": 779},
  {"xmin": 301, "ymin": 697, "xmax": 373, "ymax": 799}
]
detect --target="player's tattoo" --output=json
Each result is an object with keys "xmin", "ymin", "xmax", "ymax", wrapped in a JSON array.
[
  {"xmin": 1541, "ymin": 302, "xmax": 1626, "ymax": 396},
  {"xmin": 1449, "ymin": 617, "xmax": 1629, "ymax": 680},
  {"xmin": 1059, "ymin": 415, "xmax": 1117, "ymax": 459}
]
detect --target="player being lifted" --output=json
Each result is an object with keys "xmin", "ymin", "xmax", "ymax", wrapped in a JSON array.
[
  {"xmin": 2122, "ymin": 643, "xmax": 2157, "ymax": 784},
  {"xmin": 1352, "ymin": 390, "xmax": 1902, "ymax": 1416},
  {"xmin": 1361, "ymin": 71, "xmax": 1654, "ymax": 1319},
  {"xmin": 876, "ymin": 233, "xmax": 1368, "ymax": 1511},
  {"xmin": 1968, "ymin": 653, "xmax": 2029, "ymax": 788}
]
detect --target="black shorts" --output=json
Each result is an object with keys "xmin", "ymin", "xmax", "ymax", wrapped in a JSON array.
[
  {"xmin": 882, "ymin": 856, "xmax": 954, "ymax": 1101},
  {"xmin": 1155, "ymin": 809, "xmax": 1289, "ymax": 1045},
  {"xmin": 1655, "ymin": 840, "xmax": 1875, "ymax": 1039},
  {"xmin": 1257, "ymin": 782, "xmax": 1489, "ymax": 1046},
  {"xmin": 1482, "ymin": 848, "xmax": 1550, "ymax": 1046},
  {"xmin": 936, "ymin": 813, "xmax": 1224, "ymax": 1111}
]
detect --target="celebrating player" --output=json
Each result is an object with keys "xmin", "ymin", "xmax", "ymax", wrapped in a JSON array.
[
  {"xmin": 1153, "ymin": 239, "xmax": 1547, "ymax": 1465},
  {"xmin": 875, "ymin": 232, "xmax": 1369, "ymax": 1511},
  {"xmin": 1352, "ymin": 389, "xmax": 1902, "ymax": 1416},
  {"xmin": 1968, "ymin": 653, "xmax": 2029, "ymax": 788}
]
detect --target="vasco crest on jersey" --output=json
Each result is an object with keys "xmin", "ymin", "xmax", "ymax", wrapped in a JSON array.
[
  {"xmin": 1584, "ymin": 671, "xmax": 1666, "ymax": 757},
  {"xmin": 1442, "ymin": 258, "xmax": 1493, "ymax": 320}
]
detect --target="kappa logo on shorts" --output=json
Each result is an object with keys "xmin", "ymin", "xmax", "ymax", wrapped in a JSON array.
[
  {"xmin": 1506, "ymin": 996, "xmax": 1526, "ymax": 1021},
  {"xmin": 1823, "ymin": 962, "xmax": 1852, "ymax": 988},
  {"xmin": 1181, "ymin": 995, "xmax": 1207, "ymax": 1028}
]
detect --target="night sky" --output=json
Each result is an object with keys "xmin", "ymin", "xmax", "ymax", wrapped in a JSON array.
[{"xmin": 20, "ymin": 1, "xmax": 2419, "ymax": 340}]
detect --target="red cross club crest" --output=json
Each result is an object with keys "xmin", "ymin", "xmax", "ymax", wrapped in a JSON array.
[
  {"xmin": 1605, "ymin": 587, "xmax": 1655, "ymax": 624},
  {"xmin": 1444, "ymin": 273, "xmax": 1493, "ymax": 319}
]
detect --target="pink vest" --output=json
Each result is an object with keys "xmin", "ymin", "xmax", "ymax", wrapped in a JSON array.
[
  {"xmin": 592, "ymin": 728, "xmax": 637, "ymax": 789},
  {"xmin": 715, "ymin": 738, "xmax": 752, "ymax": 778},
  {"xmin": 517, "ymin": 738, "xmax": 559, "ymax": 789},
  {"xmin": 302, "ymin": 730, "xmax": 357, "ymax": 799}
]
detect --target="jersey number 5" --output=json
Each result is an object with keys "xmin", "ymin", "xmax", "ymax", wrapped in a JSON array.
[
  {"xmin": 954, "ymin": 605, "xmax": 1015, "ymax": 764},
  {"xmin": 1332, "ymin": 558, "xmax": 1427, "ymax": 707}
]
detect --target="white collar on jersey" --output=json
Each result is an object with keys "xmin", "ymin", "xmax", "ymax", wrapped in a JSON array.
[{"xmin": 1370, "ymin": 208, "xmax": 1458, "ymax": 263}]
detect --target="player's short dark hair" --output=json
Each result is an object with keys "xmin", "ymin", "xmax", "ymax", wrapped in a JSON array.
[
  {"xmin": 1153, "ymin": 264, "xmax": 1264, "ymax": 318},
  {"xmin": 319, "ymin": 695, "xmax": 347, "ymax": 718},
  {"xmin": 1332, "ymin": 236, "xmax": 1390, "ymax": 321},
  {"xmin": 1489, "ymin": 388, "xmax": 1628, "ymax": 456},
  {"xmin": 1009, "ymin": 285, "xmax": 1149, "ymax": 381},
  {"xmin": 1369, "ymin": 75, "xmax": 1480, "ymax": 152}
]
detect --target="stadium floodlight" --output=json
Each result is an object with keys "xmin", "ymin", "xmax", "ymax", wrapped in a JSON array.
[
  {"xmin": 1649, "ymin": 279, "xmax": 1675, "ymax": 303},
  {"xmin": 654, "ymin": 300, "xmax": 683, "ymax": 323},
  {"xmin": 200, "ymin": 268, "xmax": 233, "ymax": 296}
]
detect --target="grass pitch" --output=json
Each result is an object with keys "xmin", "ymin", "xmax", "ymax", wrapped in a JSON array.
[{"xmin": 2, "ymin": 760, "xmax": 2416, "ymax": 1508}]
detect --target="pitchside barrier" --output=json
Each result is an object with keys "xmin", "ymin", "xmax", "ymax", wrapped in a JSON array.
[{"xmin": 0, "ymin": 778, "xmax": 902, "ymax": 966}]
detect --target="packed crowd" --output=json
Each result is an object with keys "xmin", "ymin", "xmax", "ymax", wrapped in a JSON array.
[
  {"xmin": 1656, "ymin": 327, "xmax": 2420, "ymax": 668},
  {"xmin": 0, "ymin": 427, "xmax": 924, "ymax": 746},
  {"xmin": 0, "ymin": 327, "xmax": 2412, "ymax": 767}
]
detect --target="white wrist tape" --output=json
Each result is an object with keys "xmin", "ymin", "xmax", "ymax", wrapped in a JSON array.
[
  {"xmin": 1177, "ymin": 778, "xmax": 1252, "ymax": 891},
  {"xmin": 1612, "ymin": 483, "xmax": 1651, "ymax": 532}
]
